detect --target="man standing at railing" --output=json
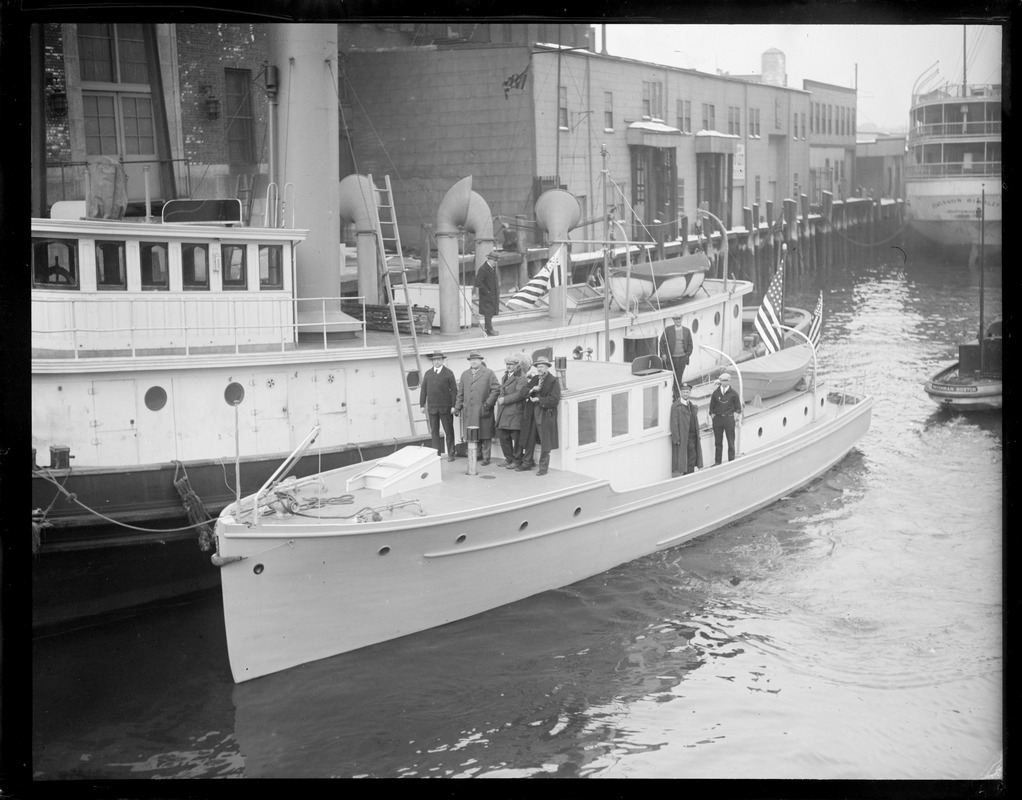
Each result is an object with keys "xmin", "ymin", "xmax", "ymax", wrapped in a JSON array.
[
  {"xmin": 710, "ymin": 372, "xmax": 743, "ymax": 465},
  {"xmin": 420, "ymin": 350, "xmax": 458, "ymax": 461}
]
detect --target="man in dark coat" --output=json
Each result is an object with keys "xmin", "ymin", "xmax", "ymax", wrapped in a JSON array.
[
  {"xmin": 659, "ymin": 314, "xmax": 694, "ymax": 400},
  {"xmin": 419, "ymin": 350, "xmax": 458, "ymax": 460},
  {"xmin": 514, "ymin": 365, "xmax": 542, "ymax": 470},
  {"xmin": 709, "ymin": 371, "xmax": 743, "ymax": 464},
  {"xmin": 495, "ymin": 353, "xmax": 530, "ymax": 468},
  {"xmin": 473, "ymin": 250, "xmax": 500, "ymax": 336},
  {"xmin": 523, "ymin": 356, "xmax": 561, "ymax": 476},
  {"xmin": 455, "ymin": 352, "xmax": 500, "ymax": 465},
  {"xmin": 670, "ymin": 383, "xmax": 704, "ymax": 476}
]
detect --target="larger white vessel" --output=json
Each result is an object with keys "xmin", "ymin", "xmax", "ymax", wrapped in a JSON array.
[{"xmin": 905, "ymin": 79, "xmax": 1001, "ymax": 254}]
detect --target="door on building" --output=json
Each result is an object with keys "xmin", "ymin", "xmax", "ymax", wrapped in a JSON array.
[
  {"xmin": 77, "ymin": 23, "xmax": 166, "ymax": 202},
  {"xmin": 696, "ymin": 153, "xmax": 732, "ymax": 224},
  {"xmin": 630, "ymin": 146, "xmax": 678, "ymax": 242}
]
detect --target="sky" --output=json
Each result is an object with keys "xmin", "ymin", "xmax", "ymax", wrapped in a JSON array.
[{"xmin": 595, "ymin": 24, "xmax": 1003, "ymax": 132}]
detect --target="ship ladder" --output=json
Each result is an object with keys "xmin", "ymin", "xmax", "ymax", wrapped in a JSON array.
[
  {"xmin": 172, "ymin": 461, "xmax": 216, "ymax": 552},
  {"xmin": 368, "ymin": 173, "xmax": 424, "ymax": 435}
]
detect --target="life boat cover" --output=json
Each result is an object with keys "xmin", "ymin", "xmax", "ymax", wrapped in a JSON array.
[{"xmin": 616, "ymin": 253, "xmax": 710, "ymax": 285}]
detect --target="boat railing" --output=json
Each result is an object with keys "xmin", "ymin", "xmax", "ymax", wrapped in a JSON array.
[
  {"xmin": 31, "ymin": 294, "xmax": 370, "ymax": 359},
  {"xmin": 908, "ymin": 121, "xmax": 1001, "ymax": 141},
  {"xmin": 912, "ymin": 83, "xmax": 1000, "ymax": 104},
  {"xmin": 905, "ymin": 160, "xmax": 1001, "ymax": 179}
]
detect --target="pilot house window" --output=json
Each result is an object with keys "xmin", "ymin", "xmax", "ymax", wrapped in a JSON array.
[
  {"xmin": 611, "ymin": 392, "xmax": 629, "ymax": 437},
  {"xmin": 96, "ymin": 240, "xmax": 127, "ymax": 289},
  {"xmin": 259, "ymin": 245, "xmax": 283, "ymax": 289},
  {"xmin": 182, "ymin": 243, "xmax": 209, "ymax": 289},
  {"xmin": 32, "ymin": 238, "xmax": 79, "ymax": 289},
  {"xmin": 221, "ymin": 244, "xmax": 247, "ymax": 289},
  {"xmin": 140, "ymin": 242, "xmax": 168, "ymax": 290},
  {"xmin": 643, "ymin": 385, "xmax": 660, "ymax": 429},
  {"xmin": 577, "ymin": 398, "xmax": 598, "ymax": 446}
]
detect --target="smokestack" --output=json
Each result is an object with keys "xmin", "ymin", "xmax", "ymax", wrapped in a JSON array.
[{"xmin": 601, "ymin": 24, "xmax": 608, "ymax": 55}]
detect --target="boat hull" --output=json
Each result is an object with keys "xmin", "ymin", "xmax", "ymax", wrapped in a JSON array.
[
  {"xmin": 905, "ymin": 178, "xmax": 1002, "ymax": 251},
  {"xmin": 216, "ymin": 392, "xmax": 872, "ymax": 682},
  {"xmin": 924, "ymin": 363, "xmax": 1002, "ymax": 412}
]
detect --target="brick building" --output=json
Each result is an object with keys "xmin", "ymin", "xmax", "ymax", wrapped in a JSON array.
[{"xmin": 35, "ymin": 22, "xmax": 847, "ymax": 250}]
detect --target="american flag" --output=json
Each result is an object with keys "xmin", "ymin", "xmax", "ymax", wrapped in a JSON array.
[
  {"xmin": 503, "ymin": 65, "xmax": 530, "ymax": 99},
  {"xmin": 807, "ymin": 291, "xmax": 823, "ymax": 349},
  {"xmin": 506, "ymin": 250, "xmax": 563, "ymax": 309},
  {"xmin": 754, "ymin": 265, "xmax": 785, "ymax": 353}
]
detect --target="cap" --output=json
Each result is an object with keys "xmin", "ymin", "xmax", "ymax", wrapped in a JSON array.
[
  {"xmin": 534, "ymin": 356, "xmax": 552, "ymax": 367},
  {"xmin": 719, "ymin": 372, "xmax": 731, "ymax": 381},
  {"xmin": 467, "ymin": 351, "xmax": 484, "ymax": 360},
  {"xmin": 681, "ymin": 383, "xmax": 693, "ymax": 391},
  {"xmin": 672, "ymin": 314, "xmax": 683, "ymax": 321},
  {"xmin": 485, "ymin": 251, "xmax": 499, "ymax": 262},
  {"xmin": 504, "ymin": 355, "xmax": 517, "ymax": 364},
  {"xmin": 428, "ymin": 350, "xmax": 446, "ymax": 360}
]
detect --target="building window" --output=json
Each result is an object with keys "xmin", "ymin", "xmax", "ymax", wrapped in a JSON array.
[
  {"xmin": 727, "ymin": 106, "xmax": 741, "ymax": 136},
  {"xmin": 182, "ymin": 244, "xmax": 209, "ymax": 289},
  {"xmin": 775, "ymin": 99, "xmax": 782, "ymax": 129},
  {"xmin": 611, "ymin": 391, "xmax": 629, "ymax": 437},
  {"xmin": 642, "ymin": 385, "xmax": 659, "ymax": 429},
  {"xmin": 749, "ymin": 107, "xmax": 760, "ymax": 137},
  {"xmin": 801, "ymin": 112, "xmax": 806, "ymax": 140},
  {"xmin": 577, "ymin": 398, "xmax": 597, "ymax": 446},
  {"xmin": 82, "ymin": 94, "xmax": 119, "ymax": 155},
  {"xmin": 221, "ymin": 244, "xmax": 247, "ymax": 289},
  {"xmin": 635, "ymin": 159, "xmax": 646, "ymax": 203},
  {"xmin": 78, "ymin": 23, "xmax": 148, "ymax": 84},
  {"xmin": 792, "ymin": 111, "xmax": 798, "ymax": 139},
  {"xmin": 121, "ymin": 95, "xmax": 155, "ymax": 155},
  {"xmin": 755, "ymin": 175, "xmax": 761, "ymax": 204},
  {"xmin": 32, "ymin": 238, "xmax": 79, "ymax": 289},
  {"xmin": 828, "ymin": 105, "xmax": 833, "ymax": 135},
  {"xmin": 677, "ymin": 177, "xmax": 685, "ymax": 215},
  {"xmin": 604, "ymin": 91, "xmax": 613, "ymax": 131},
  {"xmin": 96, "ymin": 240, "xmax": 127, "ymax": 289},
  {"xmin": 677, "ymin": 99, "xmax": 691, "ymax": 133},
  {"xmin": 702, "ymin": 103, "xmax": 716, "ymax": 131},
  {"xmin": 226, "ymin": 68, "xmax": 255, "ymax": 165},
  {"xmin": 558, "ymin": 85, "xmax": 568, "ymax": 129},
  {"xmin": 140, "ymin": 242, "xmax": 169, "ymax": 290},
  {"xmin": 259, "ymin": 245, "xmax": 283, "ymax": 289},
  {"xmin": 641, "ymin": 80, "xmax": 663, "ymax": 120}
]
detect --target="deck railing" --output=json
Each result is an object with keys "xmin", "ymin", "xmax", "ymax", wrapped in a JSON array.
[
  {"xmin": 908, "ymin": 121, "xmax": 1001, "ymax": 141},
  {"xmin": 31, "ymin": 294, "xmax": 369, "ymax": 359},
  {"xmin": 905, "ymin": 161, "xmax": 1001, "ymax": 179}
]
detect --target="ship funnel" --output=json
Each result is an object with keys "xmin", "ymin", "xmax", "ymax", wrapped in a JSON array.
[
  {"xmin": 338, "ymin": 174, "xmax": 382, "ymax": 304},
  {"xmin": 534, "ymin": 189, "xmax": 582, "ymax": 323},
  {"xmin": 437, "ymin": 176, "xmax": 495, "ymax": 335}
]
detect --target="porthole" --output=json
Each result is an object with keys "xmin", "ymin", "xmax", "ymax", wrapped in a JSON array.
[
  {"xmin": 782, "ymin": 417, "xmax": 788, "ymax": 427},
  {"xmin": 573, "ymin": 507, "xmax": 582, "ymax": 517},
  {"xmin": 420, "ymin": 472, "xmax": 429, "ymax": 479},
  {"xmin": 733, "ymin": 303, "xmax": 741, "ymax": 318},
  {"xmin": 691, "ymin": 318, "xmax": 700, "ymax": 335},
  {"xmin": 804, "ymin": 406, "xmax": 809, "ymax": 416},
  {"xmin": 253, "ymin": 563, "xmax": 264, "ymax": 575},
  {"xmin": 820, "ymin": 397, "xmax": 825, "ymax": 407},
  {"xmin": 144, "ymin": 386, "xmax": 167, "ymax": 411},
  {"xmin": 608, "ymin": 339, "xmax": 616, "ymax": 357},
  {"xmin": 714, "ymin": 311, "xmax": 721, "ymax": 326},
  {"xmin": 519, "ymin": 521, "xmax": 529, "ymax": 532},
  {"xmin": 757, "ymin": 427, "xmax": 764, "ymax": 437},
  {"xmin": 378, "ymin": 546, "xmax": 391, "ymax": 556},
  {"xmin": 456, "ymin": 534, "xmax": 467, "ymax": 544}
]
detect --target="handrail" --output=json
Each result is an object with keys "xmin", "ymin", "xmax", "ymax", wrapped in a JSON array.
[{"xmin": 31, "ymin": 294, "xmax": 370, "ymax": 358}]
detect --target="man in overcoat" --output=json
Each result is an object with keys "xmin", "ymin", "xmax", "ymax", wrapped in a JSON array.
[
  {"xmin": 523, "ymin": 356, "xmax": 561, "ymax": 476},
  {"xmin": 419, "ymin": 350, "xmax": 458, "ymax": 460},
  {"xmin": 659, "ymin": 314, "xmax": 694, "ymax": 400},
  {"xmin": 455, "ymin": 351, "xmax": 500, "ymax": 464},
  {"xmin": 495, "ymin": 353, "xmax": 531, "ymax": 468},
  {"xmin": 473, "ymin": 251, "xmax": 500, "ymax": 336},
  {"xmin": 670, "ymin": 383, "xmax": 704, "ymax": 476}
]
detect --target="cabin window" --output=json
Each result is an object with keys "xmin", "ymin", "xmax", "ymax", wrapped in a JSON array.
[
  {"xmin": 182, "ymin": 243, "xmax": 209, "ymax": 289},
  {"xmin": 259, "ymin": 245, "xmax": 283, "ymax": 289},
  {"xmin": 577, "ymin": 398, "xmax": 598, "ymax": 446},
  {"xmin": 643, "ymin": 385, "xmax": 659, "ymax": 429},
  {"xmin": 140, "ymin": 242, "xmax": 169, "ymax": 290},
  {"xmin": 32, "ymin": 238, "xmax": 79, "ymax": 289},
  {"xmin": 221, "ymin": 244, "xmax": 247, "ymax": 289},
  {"xmin": 95, "ymin": 240, "xmax": 127, "ymax": 289},
  {"xmin": 611, "ymin": 392, "xmax": 629, "ymax": 438}
]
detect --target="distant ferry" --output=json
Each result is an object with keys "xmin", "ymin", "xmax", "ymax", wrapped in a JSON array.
[{"xmin": 905, "ymin": 80, "xmax": 1001, "ymax": 255}]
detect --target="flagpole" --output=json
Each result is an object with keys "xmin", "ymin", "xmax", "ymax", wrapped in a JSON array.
[
  {"xmin": 777, "ymin": 324, "xmax": 818, "ymax": 420},
  {"xmin": 602, "ymin": 142, "xmax": 611, "ymax": 360}
]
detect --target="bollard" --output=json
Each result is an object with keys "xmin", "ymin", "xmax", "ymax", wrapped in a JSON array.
[
  {"xmin": 50, "ymin": 445, "xmax": 71, "ymax": 470},
  {"xmin": 466, "ymin": 426, "xmax": 479, "ymax": 475}
]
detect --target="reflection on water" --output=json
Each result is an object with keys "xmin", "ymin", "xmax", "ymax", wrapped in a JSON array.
[{"xmin": 32, "ymin": 252, "xmax": 1002, "ymax": 781}]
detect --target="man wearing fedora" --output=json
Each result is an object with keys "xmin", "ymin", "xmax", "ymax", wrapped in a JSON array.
[
  {"xmin": 659, "ymin": 314, "xmax": 693, "ymax": 400},
  {"xmin": 419, "ymin": 350, "xmax": 458, "ymax": 461},
  {"xmin": 455, "ymin": 351, "xmax": 500, "ymax": 465},
  {"xmin": 709, "ymin": 371, "xmax": 743, "ymax": 465},
  {"xmin": 473, "ymin": 250, "xmax": 500, "ymax": 336},
  {"xmin": 518, "ymin": 355, "xmax": 561, "ymax": 475}
]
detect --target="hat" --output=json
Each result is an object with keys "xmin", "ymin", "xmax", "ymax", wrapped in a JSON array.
[
  {"xmin": 719, "ymin": 372, "xmax": 731, "ymax": 381},
  {"xmin": 428, "ymin": 350, "xmax": 446, "ymax": 360},
  {"xmin": 504, "ymin": 355, "xmax": 517, "ymax": 364},
  {"xmin": 534, "ymin": 356, "xmax": 552, "ymax": 367},
  {"xmin": 467, "ymin": 351, "xmax": 484, "ymax": 360},
  {"xmin": 672, "ymin": 314, "xmax": 683, "ymax": 321},
  {"xmin": 680, "ymin": 383, "xmax": 693, "ymax": 391},
  {"xmin": 485, "ymin": 251, "xmax": 499, "ymax": 262}
]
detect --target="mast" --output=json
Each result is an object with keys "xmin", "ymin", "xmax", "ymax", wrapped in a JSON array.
[
  {"xmin": 979, "ymin": 185, "xmax": 985, "ymax": 372},
  {"xmin": 555, "ymin": 24, "xmax": 561, "ymax": 188},
  {"xmin": 601, "ymin": 142, "xmax": 611, "ymax": 359},
  {"xmin": 962, "ymin": 25, "xmax": 968, "ymax": 92}
]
